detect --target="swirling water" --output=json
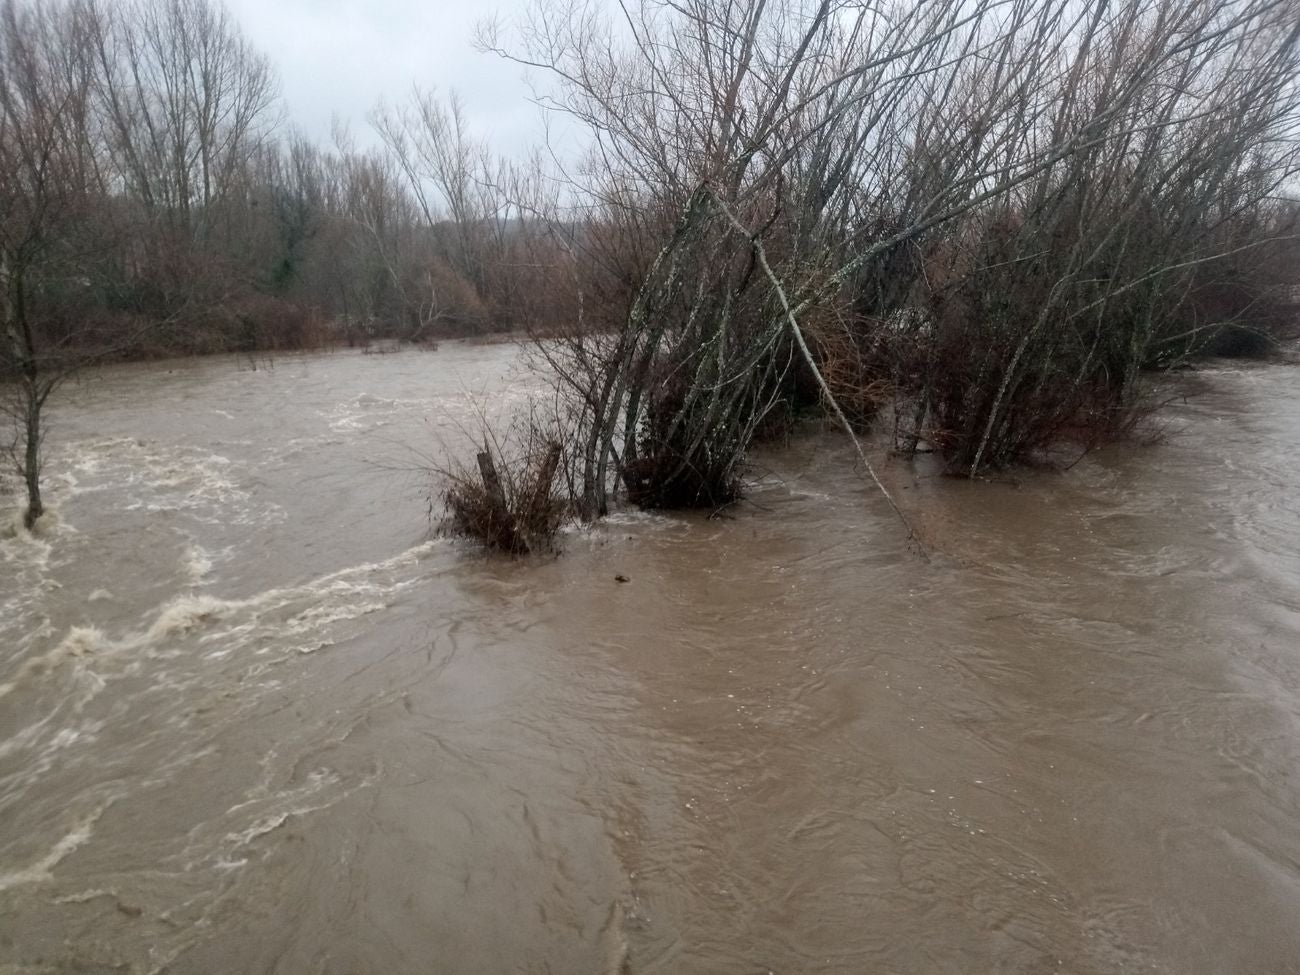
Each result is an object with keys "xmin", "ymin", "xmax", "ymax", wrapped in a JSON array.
[{"xmin": 2, "ymin": 348, "xmax": 1298, "ymax": 973}]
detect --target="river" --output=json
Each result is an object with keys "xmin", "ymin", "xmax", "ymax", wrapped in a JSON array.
[{"xmin": 2, "ymin": 344, "xmax": 1298, "ymax": 973}]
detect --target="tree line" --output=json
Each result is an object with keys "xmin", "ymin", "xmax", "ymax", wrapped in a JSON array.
[{"xmin": 1, "ymin": 0, "xmax": 566, "ymax": 526}]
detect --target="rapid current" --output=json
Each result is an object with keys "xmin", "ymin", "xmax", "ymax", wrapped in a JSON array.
[{"xmin": 2, "ymin": 345, "xmax": 1298, "ymax": 973}]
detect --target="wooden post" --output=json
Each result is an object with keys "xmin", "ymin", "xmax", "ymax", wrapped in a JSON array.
[
  {"xmin": 477, "ymin": 448, "xmax": 508, "ymax": 513},
  {"xmin": 525, "ymin": 442, "xmax": 563, "ymax": 526}
]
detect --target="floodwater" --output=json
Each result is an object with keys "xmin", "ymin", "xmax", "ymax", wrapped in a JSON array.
[{"xmin": 2, "ymin": 345, "xmax": 1299, "ymax": 974}]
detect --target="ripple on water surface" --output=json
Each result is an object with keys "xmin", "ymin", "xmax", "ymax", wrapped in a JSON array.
[{"xmin": 2, "ymin": 351, "xmax": 1300, "ymax": 973}]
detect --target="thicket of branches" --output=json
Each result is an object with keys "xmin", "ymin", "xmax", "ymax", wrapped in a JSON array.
[{"xmin": 473, "ymin": 0, "xmax": 1300, "ymax": 538}]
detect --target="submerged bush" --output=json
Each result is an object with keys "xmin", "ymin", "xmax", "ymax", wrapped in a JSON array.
[
  {"xmin": 619, "ymin": 362, "xmax": 744, "ymax": 510},
  {"xmin": 439, "ymin": 426, "xmax": 568, "ymax": 555}
]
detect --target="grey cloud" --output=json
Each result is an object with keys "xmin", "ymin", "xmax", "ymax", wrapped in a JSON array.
[{"xmin": 224, "ymin": 0, "xmax": 547, "ymax": 153}]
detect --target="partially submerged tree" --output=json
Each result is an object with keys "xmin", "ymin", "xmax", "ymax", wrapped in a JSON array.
[
  {"xmin": 0, "ymin": 0, "xmax": 98, "ymax": 528},
  {"xmin": 2, "ymin": 0, "xmax": 287, "ymax": 529},
  {"xmin": 477, "ymin": 0, "xmax": 1300, "ymax": 534}
]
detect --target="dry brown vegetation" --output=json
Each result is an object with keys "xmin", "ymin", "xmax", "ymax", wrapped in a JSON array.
[{"xmin": 438, "ymin": 423, "xmax": 567, "ymax": 555}]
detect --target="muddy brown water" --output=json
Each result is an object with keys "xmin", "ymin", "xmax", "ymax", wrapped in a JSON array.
[{"xmin": 2, "ymin": 345, "xmax": 1299, "ymax": 974}]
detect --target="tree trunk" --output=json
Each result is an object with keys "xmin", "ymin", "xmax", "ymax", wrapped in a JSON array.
[
  {"xmin": 22, "ymin": 380, "xmax": 43, "ymax": 529},
  {"xmin": 1, "ymin": 250, "xmax": 44, "ymax": 529}
]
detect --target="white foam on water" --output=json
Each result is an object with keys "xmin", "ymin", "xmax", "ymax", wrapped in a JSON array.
[
  {"xmin": 601, "ymin": 509, "xmax": 674, "ymax": 527},
  {"xmin": 325, "ymin": 392, "xmax": 439, "ymax": 433},
  {"xmin": 171, "ymin": 768, "xmax": 366, "ymax": 877},
  {"xmin": 280, "ymin": 599, "xmax": 388, "ymax": 636},
  {"xmin": 0, "ymin": 626, "xmax": 103, "ymax": 702},
  {"xmin": 0, "ymin": 707, "xmax": 107, "ymax": 809},
  {"xmin": 0, "ymin": 505, "xmax": 59, "ymax": 557},
  {"xmin": 5, "ymin": 539, "xmax": 442, "ymax": 700},
  {"xmin": 0, "ymin": 544, "xmax": 432, "ymax": 858},
  {"xmin": 146, "ymin": 595, "xmax": 243, "ymax": 641},
  {"xmin": 0, "ymin": 500, "xmax": 82, "ymax": 674},
  {"xmin": 58, "ymin": 436, "xmax": 282, "ymax": 528},
  {"xmin": 53, "ymin": 887, "xmax": 116, "ymax": 904},
  {"xmin": 0, "ymin": 806, "xmax": 107, "ymax": 893},
  {"xmin": 0, "ymin": 707, "xmax": 60, "ymax": 762},
  {"xmin": 291, "ymin": 640, "xmax": 334, "ymax": 655},
  {"xmin": 0, "ymin": 537, "xmax": 441, "ymax": 827}
]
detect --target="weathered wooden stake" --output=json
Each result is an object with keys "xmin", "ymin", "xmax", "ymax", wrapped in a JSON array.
[{"xmin": 477, "ymin": 448, "xmax": 508, "ymax": 516}]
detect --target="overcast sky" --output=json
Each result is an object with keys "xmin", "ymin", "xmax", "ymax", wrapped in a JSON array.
[{"xmin": 222, "ymin": 0, "xmax": 547, "ymax": 154}]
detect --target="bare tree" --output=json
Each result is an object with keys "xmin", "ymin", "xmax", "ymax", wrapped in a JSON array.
[
  {"xmin": 478, "ymin": 0, "xmax": 1300, "ymax": 526},
  {"xmin": 88, "ymin": 0, "xmax": 279, "ymax": 324},
  {"xmin": 0, "ymin": 0, "xmax": 99, "ymax": 528}
]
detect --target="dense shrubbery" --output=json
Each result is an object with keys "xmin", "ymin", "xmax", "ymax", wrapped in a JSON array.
[
  {"xmin": 439, "ymin": 426, "xmax": 567, "ymax": 555},
  {"xmin": 485, "ymin": 0, "xmax": 1300, "ymax": 534}
]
